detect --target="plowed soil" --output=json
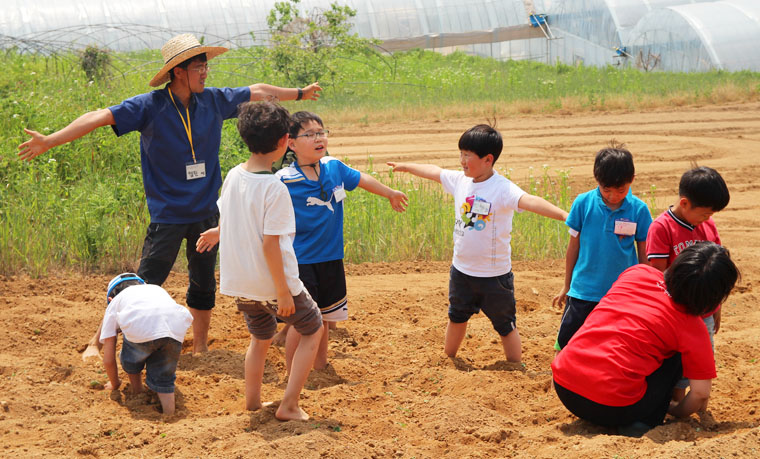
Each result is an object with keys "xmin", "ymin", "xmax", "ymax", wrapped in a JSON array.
[{"xmin": 2, "ymin": 102, "xmax": 759, "ymax": 458}]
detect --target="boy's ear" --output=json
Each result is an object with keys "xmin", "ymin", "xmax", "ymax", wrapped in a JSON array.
[
  {"xmin": 678, "ymin": 197, "xmax": 691, "ymax": 209},
  {"xmin": 485, "ymin": 154, "xmax": 494, "ymax": 165},
  {"xmin": 278, "ymin": 133, "xmax": 289, "ymax": 149}
]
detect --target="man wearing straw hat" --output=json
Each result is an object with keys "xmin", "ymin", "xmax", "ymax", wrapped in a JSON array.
[{"xmin": 18, "ymin": 34, "xmax": 321, "ymax": 357}]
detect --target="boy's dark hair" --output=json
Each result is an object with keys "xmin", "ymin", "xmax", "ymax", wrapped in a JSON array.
[
  {"xmin": 458, "ymin": 124, "xmax": 503, "ymax": 163},
  {"xmin": 169, "ymin": 53, "xmax": 207, "ymax": 81},
  {"xmin": 289, "ymin": 111, "xmax": 324, "ymax": 137},
  {"xmin": 594, "ymin": 143, "xmax": 635, "ymax": 188},
  {"xmin": 679, "ymin": 166, "xmax": 730, "ymax": 211},
  {"xmin": 237, "ymin": 102, "xmax": 291, "ymax": 153},
  {"xmin": 664, "ymin": 241, "xmax": 739, "ymax": 316}
]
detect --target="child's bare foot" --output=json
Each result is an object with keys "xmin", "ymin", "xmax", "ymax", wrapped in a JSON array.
[
  {"xmin": 82, "ymin": 344, "xmax": 101, "ymax": 361},
  {"xmin": 192, "ymin": 344, "xmax": 209, "ymax": 355},
  {"xmin": 275, "ymin": 405, "xmax": 309, "ymax": 421},
  {"xmin": 246, "ymin": 401, "xmax": 274, "ymax": 411},
  {"xmin": 104, "ymin": 380, "xmax": 120, "ymax": 391}
]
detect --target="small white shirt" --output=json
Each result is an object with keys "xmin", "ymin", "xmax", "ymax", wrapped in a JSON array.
[
  {"xmin": 440, "ymin": 169, "xmax": 526, "ymax": 277},
  {"xmin": 99, "ymin": 284, "xmax": 193, "ymax": 344},
  {"xmin": 218, "ymin": 165, "xmax": 304, "ymax": 300}
]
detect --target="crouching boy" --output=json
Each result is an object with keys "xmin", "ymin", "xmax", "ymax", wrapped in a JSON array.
[{"xmin": 100, "ymin": 273, "xmax": 193, "ymax": 416}]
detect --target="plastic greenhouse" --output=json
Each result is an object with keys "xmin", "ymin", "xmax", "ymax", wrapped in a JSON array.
[{"xmin": 2, "ymin": 0, "xmax": 760, "ymax": 72}]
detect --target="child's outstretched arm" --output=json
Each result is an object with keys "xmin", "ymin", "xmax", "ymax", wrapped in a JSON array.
[
  {"xmin": 387, "ymin": 162, "xmax": 442, "ymax": 184},
  {"xmin": 196, "ymin": 226, "xmax": 220, "ymax": 253},
  {"xmin": 102, "ymin": 336, "xmax": 120, "ymax": 390},
  {"xmin": 517, "ymin": 194, "xmax": 568, "ymax": 221},
  {"xmin": 357, "ymin": 172, "xmax": 409, "ymax": 213},
  {"xmin": 262, "ymin": 234, "xmax": 296, "ymax": 317},
  {"xmin": 553, "ymin": 234, "xmax": 580, "ymax": 308}
]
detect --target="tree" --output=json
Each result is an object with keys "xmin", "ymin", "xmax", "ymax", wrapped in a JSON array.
[{"xmin": 265, "ymin": 0, "xmax": 380, "ymax": 86}]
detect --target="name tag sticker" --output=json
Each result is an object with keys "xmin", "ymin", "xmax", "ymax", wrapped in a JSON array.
[
  {"xmin": 614, "ymin": 219, "xmax": 637, "ymax": 236},
  {"xmin": 186, "ymin": 161, "xmax": 206, "ymax": 180},
  {"xmin": 333, "ymin": 185, "xmax": 347, "ymax": 202},
  {"xmin": 471, "ymin": 200, "xmax": 491, "ymax": 216}
]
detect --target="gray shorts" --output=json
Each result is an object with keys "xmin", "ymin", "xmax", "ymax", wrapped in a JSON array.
[{"xmin": 237, "ymin": 290, "xmax": 323, "ymax": 340}]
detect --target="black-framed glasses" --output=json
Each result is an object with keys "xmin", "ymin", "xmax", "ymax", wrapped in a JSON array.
[{"xmin": 295, "ymin": 130, "xmax": 329, "ymax": 140}]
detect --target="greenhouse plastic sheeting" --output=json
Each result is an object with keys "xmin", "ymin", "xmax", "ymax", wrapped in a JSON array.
[
  {"xmin": 627, "ymin": 0, "xmax": 760, "ymax": 72},
  {"xmin": 0, "ymin": 0, "xmax": 545, "ymax": 60}
]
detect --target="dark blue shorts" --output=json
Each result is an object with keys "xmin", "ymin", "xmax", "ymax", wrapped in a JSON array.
[
  {"xmin": 137, "ymin": 214, "xmax": 218, "ymax": 310},
  {"xmin": 448, "ymin": 266, "xmax": 517, "ymax": 336},
  {"xmin": 556, "ymin": 296, "xmax": 599, "ymax": 350},
  {"xmin": 120, "ymin": 337, "xmax": 182, "ymax": 393}
]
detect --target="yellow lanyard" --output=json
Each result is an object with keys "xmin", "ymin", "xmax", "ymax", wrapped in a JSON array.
[{"xmin": 168, "ymin": 87, "xmax": 197, "ymax": 163}]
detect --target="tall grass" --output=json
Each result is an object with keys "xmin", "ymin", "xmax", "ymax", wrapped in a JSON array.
[{"xmin": 1, "ymin": 46, "xmax": 754, "ymax": 275}]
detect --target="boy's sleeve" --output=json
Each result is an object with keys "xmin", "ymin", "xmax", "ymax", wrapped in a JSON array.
[
  {"xmin": 565, "ymin": 195, "xmax": 584, "ymax": 233},
  {"xmin": 646, "ymin": 217, "xmax": 671, "ymax": 261},
  {"xmin": 263, "ymin": 182, "xmax": 296, "ymax": 236},
  {"xmin": 109, "ymin": 93, "xmax": 151, "ymax": 137},
  {"xmin": 634, "ymin": 202, "xmax": 653, "ymax": 241},
  {"xmin": 503, "ymin": 180, "xmax": 527, "ymax": 211},
  {"xmin": 98, "ymin": 300, "xmax": 120, "ymax": 343},
  {"xmin": 337, "ymin": 160, "xmax": 362, "ymax": 191},
  {"xmin": 439, "ymin": 169, "xmax": 459, "ymax": 195}
]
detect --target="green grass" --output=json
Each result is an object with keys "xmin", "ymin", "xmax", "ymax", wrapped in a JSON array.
[{"xmin": 1, "ymin": 47, "xmax": 757, "ymax": 275}]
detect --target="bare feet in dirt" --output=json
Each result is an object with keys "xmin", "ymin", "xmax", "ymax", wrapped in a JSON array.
[
  {"xmin": 82, "ymin": 344, "xmax": 101, "ymax": 362},
  {"xmin": 275, "ymin": 405, "xmax": 309, "ymax": 421},
  {"xmin": 246, "ymin": 401, "xmax": 274, "ymax": 411}
]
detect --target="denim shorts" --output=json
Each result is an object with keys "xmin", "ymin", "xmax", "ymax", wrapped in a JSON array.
[
  {"xmin": 120, "ymin": 337, "xmax": 182, "ymax": 393},
  {"xmin": 448, "ymin": 266, "xmax": 517, "ymax": 336},
  {"xmin": 137, "ymin": 214, "xmax": 219, "ymax": 310},
  {"xmin": 555, "ymin": 296, "xmax": 599, "ymax": 350},
  {"xmin": 238, "ymin": 289, "xmax": 323, "ymax": 340}
]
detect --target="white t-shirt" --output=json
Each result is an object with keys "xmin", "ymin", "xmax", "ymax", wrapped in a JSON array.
[
  {"xmin": 440, "ymin": 169, "xmax": 526, "ymax": 277},
  {"xmin": 99, "ymin": 284, "xmax": 193, "ymax": 344},
  {"xmin": 218, "ymin": 165, "xmax": 303, "ymax": 300}
]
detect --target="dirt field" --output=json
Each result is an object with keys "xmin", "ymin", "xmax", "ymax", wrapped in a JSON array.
[{"xmin": 2, "ymin": 102, "xmax": 759, "ymax": 458}]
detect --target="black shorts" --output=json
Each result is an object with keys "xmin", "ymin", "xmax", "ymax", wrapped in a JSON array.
[
  {"xmin": 555, "ymin": 296, "xmax": 599, "ymax": 350},
  {"xmin": 447, "ymin": 266, "xmax": 517, "ymax": 336},
  {"xmin": 298, "ymin": 259, "xmax": 348, "ymax": 322},
  {"xmin": 137, "ymin": 214, "xmax": 218, "ymax": 310}
]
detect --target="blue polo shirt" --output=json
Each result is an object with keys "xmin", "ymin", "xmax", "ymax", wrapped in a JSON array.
[
  {"xmin": 275, "ymin": 156, "xmax": 361, "ymax": 264},
  {"xmin": 109, "ymin": 86, "xmax": 250, "ymax": 223},
  {"xmin": 567, "ymin": 187, "xmax": 652, "ymax": 302}
]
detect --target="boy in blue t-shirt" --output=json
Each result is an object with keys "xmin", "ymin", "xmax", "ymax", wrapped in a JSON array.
[
  {"xmin": 552, "ymin": 145, "xmax": 652, "ymax": 350},
  {"xmin": 275, "ymin": 111, "xmax": 408, "ymax": 371}
]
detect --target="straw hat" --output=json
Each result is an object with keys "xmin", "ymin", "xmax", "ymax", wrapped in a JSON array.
[{"xmin": 149, "ymin": 34, "xmax": 228, "ymax": 87}]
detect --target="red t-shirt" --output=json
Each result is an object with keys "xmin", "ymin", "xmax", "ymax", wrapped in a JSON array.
[
  {"xmin": 646, "ymin": 207, "xmax": 721, "ymax": 318},
  {"xmin": 551, "ymin": 264, "xmax": 716, "ymax": 407}
]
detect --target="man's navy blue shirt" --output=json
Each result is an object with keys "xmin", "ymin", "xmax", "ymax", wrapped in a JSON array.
[{"xmin": 110, "ymin": 86, "xmax": 250, "ymax": 223}]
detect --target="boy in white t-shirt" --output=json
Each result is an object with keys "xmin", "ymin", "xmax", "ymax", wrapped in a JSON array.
[
  {"xmin": 388, "ymin": 125, "xmax": 568, "ymax": 363},
  {"xmin": 99, "ymin": 273, "xmax": 193, "ymax": 416},
  {"xmin": 197, "ymin": 102, "xmax": 323, "ymax": 421}
]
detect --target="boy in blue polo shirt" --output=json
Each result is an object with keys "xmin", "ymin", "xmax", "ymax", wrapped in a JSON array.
[{"xmin": 552, "ymin": 144, "xmax": 652, "ymax": 350}]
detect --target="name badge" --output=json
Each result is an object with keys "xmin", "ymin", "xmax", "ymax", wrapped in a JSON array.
[
  {"xmin": 186, "ymin": 161, "xmax": 206, "ymax": 180},
  {"xmin": 614, "ymin": 219, "xmax": 637, "ymax": 236},
  {"xmin": 333, "ymin": 185, "xmax": 346, "ymax": 202},
  {"xmin": 471, "ymin": 200, "xmax": 491, "ymax": 216}
]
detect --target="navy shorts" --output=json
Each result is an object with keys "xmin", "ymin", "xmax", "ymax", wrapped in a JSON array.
[
  {"xmin": 555, "ymin": 296, "xmax": 599, "ymax": 350},
  {"xmin": 238, "ymin": 289, "xmax": 323, "ymax": 340},
  {"xmin": 299, "ymin": 259, "xmax": 348, "ymax": 322},
  {"xmin": 120, "ymin": 337, "xmax": 182, "ymax": 393},
  {"xmin": 137, "ymin": 214, "xmax": 218, "ymax": 310},
  {"xmin": 448, "ymin": 266, "xmax": 517, "ymax": 336}
]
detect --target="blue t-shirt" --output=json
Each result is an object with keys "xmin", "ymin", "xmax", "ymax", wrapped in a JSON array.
[
  {"xmin": 567, "ymin": 188, "xmax": 652, "ymax": 302},
  {"xmin": 275, "ymin": 156, "xmax": 361, "ymax": 264},
  {"xmin": 109, "ymin": 86, "xmax": 250, "ymax": 223}
]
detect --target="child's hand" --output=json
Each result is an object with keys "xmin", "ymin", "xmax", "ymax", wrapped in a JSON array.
[
  {"xmin": 386, "ymin": 161, "xmax": 407, "ymax": 173},
  {"xmin": 388, "ymin": 189, "xmax": 409, "ymax": 213},
  {"xmin": 552, "ymin": 287, "xmax": 569, "ymax": 308},
  {"xmin": 276, "ymin": 293, "xmax": 295, "ymax": 318},
  {"xmin": 104, "ymin": 379, "xmax": 120, "ymax": 391},
  {"xmin": 196, "ymin": 227, "xmax": 220, "ymax": 253}
]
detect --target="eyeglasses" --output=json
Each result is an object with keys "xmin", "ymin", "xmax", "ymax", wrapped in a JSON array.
[
  {"xmin": 295, "ymin": 130, "xmax": 329, "ymax": 140},
  {"xmin": 188, "ymin": 64, "xmax": 210, "ymax": 75}
]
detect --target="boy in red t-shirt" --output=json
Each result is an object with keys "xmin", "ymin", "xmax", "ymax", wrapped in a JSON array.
[{"xmin": 646, "ymin": 166, "xmax": 729, "ymax": 401}]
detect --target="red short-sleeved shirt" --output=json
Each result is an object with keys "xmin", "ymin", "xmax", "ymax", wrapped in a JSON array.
[{"xmin": 551, "ymin": 264, "xmax": 716, "ymax": 407}]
